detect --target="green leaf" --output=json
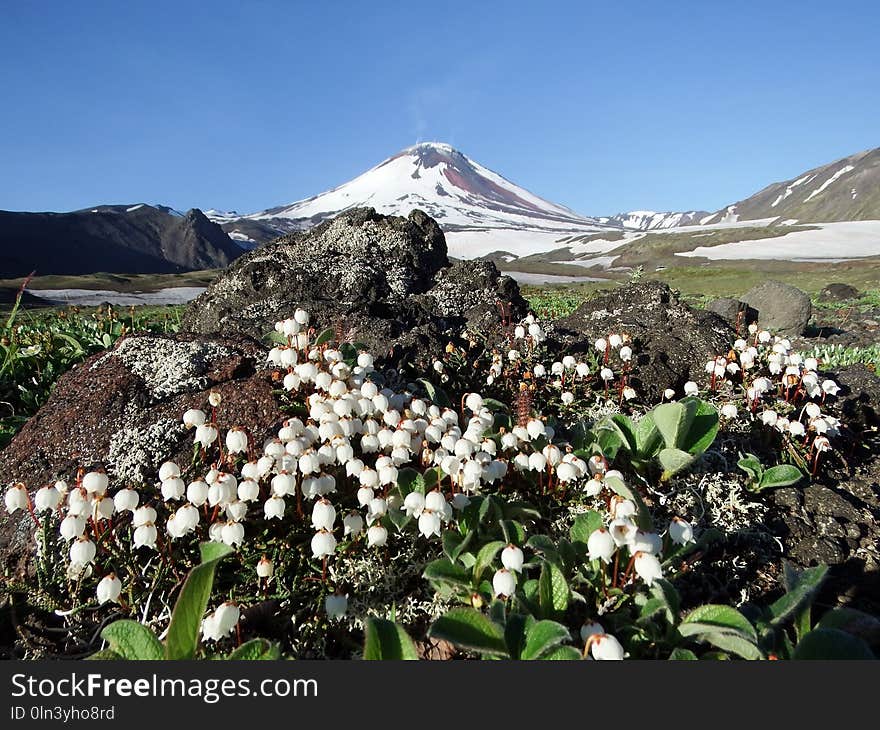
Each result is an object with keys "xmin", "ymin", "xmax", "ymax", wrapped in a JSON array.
[
  {"xmin": 538, "ymin": 562, "xmax": 569, "ymax": 618},
  {"xmin": 482, "ymin": 398, "xmax": 509, "ymax": 413},
  {"xmin": 86, "ymin": 649, "xmax": 122, "ymax": 660},
  {"xmin": 736, "ymin": 453, "xmax": 763, "ymax": 482},
  {"xmin": 680, "ymin": 397, "xmax": 719, "ymax": 455},
  {"xmin": 339, "ymin": 342, "xmax": 359, "ymax": 365},
  {"xmin": 527, "ymin": 534, "xmax": 558, "ymax": 553},
  {"xmin": 541, "ymin": 645, "xmax": 583, "ymax": 660},
  {"xmin": 225, "ymin": 638, "xmax": 281, "ymax": 660},
  {"xmin": 769, "ymin": 564, "xmax": 827, "ymax": 628},
  {"xmin": 607, "ymin": 414, "xmax": 638, "ymax": 452},
  {"xmin": 423, "ymin": 558, "xmax": 471, "ymax": 589},
  {"xmin": 314, "ymin": 327, "xmax": 335, "ymax": 346},
  {"xmin": 99, "ymin": 620, "xmax": 164, "ymax": 661},
  {"xmin": 639, "ymin": 597, "xmax": 667, "ymax": 623},
  {"xmin": 650, "ymin": 578, "xmax": 681, "ymax": 625},
  {"xmin": 570, "ymin": 421, "xmax": 595, "ymax": 451},
  {"xmin": 594, "ymin": 428, "xmax": 622, "ymax": 461},
  {"xmin": 442, "ymin": 531, "xmax": 471, "ymax": 562},
  {"xmin": 658, "ymin": 447, "xmax": 696, "ymax": 481},
  {"xmin": 421, "ymin": 467, "xmax": 442, "ymax": 491},
  {"xmin": 758, "ymin": 464, "xmax": 803, "ymax": 490},
  {"xmin": 504, "ymin": 613, "xmax": 529, "ymax": 660},
  {"xmin": 668, "ymin": 648, "xmax": 699, "ymax": 660},
  {"xmin": 473, "ymin": 541, "xmax": 506, "ymax": 584},
  {"xmin": 488, "ymin": 599, "xmax": 506, "ymax": 626},
  {"xmin": 634, "ymin": 413, "xmax": 662, "ymax": 457},
  {"xmin": 363, "ymin": 618, "xmax": 419, "ymax": 660},
  {"xmin": 817, "ymin": 607, "xmax": 880, "ymax": 647},
  {"xmin": 499, "ymin": 519, "xmax": 526, "ymax": 545},
  {"xmin": 792, "ymin": 628, "xmax": 875, "ymax": 660},
  {"xmin": 417, "ymin": 378, "xmax": 451, "ymax": 408},
  {"xmin": 428, "ymin": 608, "xmax": 508, "ymax": 658},
  {"xmin": 395, "ymin": 467, "xmax": 423, "ymax": 495},
  {"xmin": 700, "ymin": 632, "xmax": 764, "ymax": 660},
  {"xmin": 652, "ymin": 402, "xmax": 693, "ymax": 450},
  {"xmin": 165, "ymin": 542, "xmax": 234, "ymax": 660},
  {"xmin": 569, "ymin": 510, "xmax": 603, "ymax": 546},
  {"xmin": 521, "ymin": 620, "xmax": 572, "ymax": 660},
  {"xmin": 199, "ymin": 541, "xmax": 234, "ymax": 564},
  {"xmin": 681, "ymin": 604, "xmax": 757, "ymax": 642}
]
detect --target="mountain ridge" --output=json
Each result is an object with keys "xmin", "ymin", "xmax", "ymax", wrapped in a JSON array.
[{"xmin": 0, "ymin": 205, "xmax": 243, "ymax": 278}]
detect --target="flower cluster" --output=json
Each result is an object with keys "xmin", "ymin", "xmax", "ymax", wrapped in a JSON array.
[
  {"xmin": 696, "ymin": 323, "xmax": 842, "ymax": 473},
  {"xmin": 482, "ymin": 313, "xmax": 638, "ymax": 409}
]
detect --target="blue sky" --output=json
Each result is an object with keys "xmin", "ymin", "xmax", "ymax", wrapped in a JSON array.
[{"xmin": 1, "ymin": 0, "xmax": 878, "ymax": 216}]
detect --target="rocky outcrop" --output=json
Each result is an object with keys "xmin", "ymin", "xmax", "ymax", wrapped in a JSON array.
[
  {"xmin": 181, "ymin": 208, "xmax": 527, "ymax": 370},
  {"xmin": 741, "ymin": 280, "xmax": 812, "ymax": 336},
  {"xmin": 0, "ymin": 332, "xmax": 282, "ymax": 579},
  {"xmin": 820, "ymin": 283, "xmax": 860, "ymax": 302},
  {"xmin": 0, "ymin": 205, "xmax": 242, "ymax": 278},
  {"xmin": 548, "ymin": 280, "xmax": 735, "ymax": 401}
]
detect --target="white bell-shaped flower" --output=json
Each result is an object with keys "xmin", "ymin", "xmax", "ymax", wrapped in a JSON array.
[
  {"xmin": 633, "ymin": 552, "xmax": 662, "ymax": 585},
  {"xmin": 501, "ymin": 544, "xmax": 524, "ymax": 573},
  {"xmin": 310, "ymin": 529, "xmax": 337, "ymax": 558},
  {"xmin": 591, "ymin": 634, "xmax": 625, "ymax": 660},
  {"xmin": 492, "ymin": 568, "xmax": 516, "ymax": 598},
  {"xmin": 343, "ymin": 512, "xmax": 364, "ymax": 536},
  {"xmin": 82, "ymin": 471, "xmax": 109, "ymax": 495},
  {"xmin": 366, "ymin": 524, "xmax": 388, "ymax": 547},
  {"xmin": 264, "ymin": 495, "xmax": 285, "ymax": 520},
  {"xmin": 97, "ymin": 573, "xmax": 122, "ymax": 604},
  {"xmin": 587, "ymin": 528, "xmax": 615, "ymax": 562},
  {"xmin": 34, "ymin": 485, "xmax": 62, "ymax": 512},
  {"xmin": 311, "ymin": 498, "xmax": 337, "ymax": 531},
  {"xmin": 669, "ymin": 517, "xmax": 694, "ymax": 545},
  {"xmin": 418, "ymin": 510, "xmax": 442, "ymax": 538}
]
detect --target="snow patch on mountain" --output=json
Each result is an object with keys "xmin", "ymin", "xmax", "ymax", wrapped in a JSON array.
[
  {"xmin": 804, "ymin": 165, "xmax": 855, "ymax": 202},
  {"xmin": 597, "ymin": 210, "xmax": 708, "ymax": 230}
]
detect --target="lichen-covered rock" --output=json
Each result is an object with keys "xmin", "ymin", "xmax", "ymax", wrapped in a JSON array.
[
  {"xmin": 741, "ymin": 279, "xmax": 812, "ymax": 336},
  {"xmin": 547, "ymin": 280, "xmax": 735, "ymax": 401},
  {"xmin": 0, "ymin": 332, "xmax": 282, "ymax": 579},
  {"xmin": 180, "ymin": 208, "xmax": 527, "ymax": 369}
]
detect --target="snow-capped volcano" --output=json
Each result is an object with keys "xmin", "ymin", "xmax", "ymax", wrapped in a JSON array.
[{"xmin": 220, "ymin": 143, "xmax": 614, "ymax": 258}]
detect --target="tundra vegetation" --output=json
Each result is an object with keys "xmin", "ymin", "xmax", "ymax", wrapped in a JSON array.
[{"xmin": 2, "ymin": 286, "xmax": 877, "ymax": 661}]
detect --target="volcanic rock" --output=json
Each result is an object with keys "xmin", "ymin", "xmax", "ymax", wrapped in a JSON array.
[
  {"xmin": 741, "ymin": 280, "xmax": 812, "ymax": 336},
  {"xmin": 706, "ymin": 297, "xmax": 757, "ymax": 327},
  {"xmin": 180, "ymin": 208, "xmax": 527, "ymax": 371},
  {"xmin": 0, "ymin": 332, "xmax": 282, "ymax": 578},
  {"xmin": 820, "ymin": 283, "xmax": 859, "ymax": 302},
  {"xmin": 548, "ymin": 280, "xmax": 735, "ymax": 401}
]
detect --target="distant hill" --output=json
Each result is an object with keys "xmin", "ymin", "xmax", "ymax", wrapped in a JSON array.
[
  {"xmin": 0, "ymin": 204, "xmax": 244, "ymax": 278},
  {"xmin": 700, "ymin": 147, "xmax": 880, "ymax": 225}
]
